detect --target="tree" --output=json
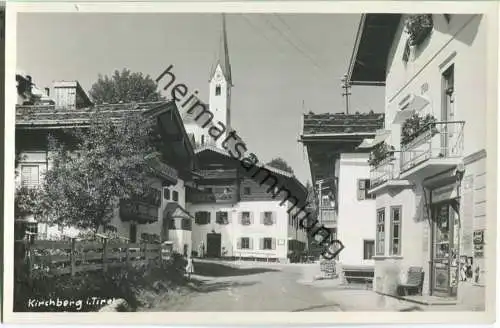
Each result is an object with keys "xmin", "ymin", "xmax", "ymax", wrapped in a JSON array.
[
  {"xmin": 266, "ymin": 157, "xmax": 294, "ymax": 175},
  {"xmin": 36, "ymin": 112, "xmax": 162, "ymax": 233},
  {"xmin": 89, "ymin": 69, "xmax": 164, "ymax": 105}
]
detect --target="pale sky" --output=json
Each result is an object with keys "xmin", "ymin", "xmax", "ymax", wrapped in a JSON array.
[{"xmin": 17, "ymin": 13, "xmax": 385, "ymax": 184}]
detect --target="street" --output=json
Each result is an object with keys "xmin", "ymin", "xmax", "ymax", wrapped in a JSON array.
[{"xmin": 143, "ymin": 260, "xmax": 342, "ymax": 312}]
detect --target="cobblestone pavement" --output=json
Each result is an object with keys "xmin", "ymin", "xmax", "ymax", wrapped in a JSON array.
[{"xmin": 145, "ymin": 260, "xmax": 341, "ymax": 312}]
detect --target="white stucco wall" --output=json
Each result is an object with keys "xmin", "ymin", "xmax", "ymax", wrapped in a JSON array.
[
  {"xmin": 337, "ymin": 153, "xmax": 376, "ymax": 266},
  {"xmin": 372, "ymin": 185, "xmax": 432, "ymax": 295},
  {"xmin": 372, "ymin": 14, "xmax": 488, "ymax": 297},
  {"xmin": 188, "ymin": 200, "xmax": 292, "ymax": 260},
  {"xmin": 385, "ymin": 14, "xmax": 486, "ymax": 159}
]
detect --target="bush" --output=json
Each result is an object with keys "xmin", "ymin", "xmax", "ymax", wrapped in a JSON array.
[{"xmin": 14, "ymin": 260, "xmax": 188, "ymax": 312}]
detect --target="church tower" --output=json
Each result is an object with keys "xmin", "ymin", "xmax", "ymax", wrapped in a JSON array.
[
  {"xmin": 181, "ymin": 14, "xmax": 233, "ymax": 150},
  {"xmin": 208, "ymin": 13, "xmax": 232, "ymax": 148}
]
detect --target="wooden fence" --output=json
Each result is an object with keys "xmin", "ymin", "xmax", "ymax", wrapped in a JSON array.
[{"xmin": 15, "ymin": 238, "xmax": 162, "ymax": 277}]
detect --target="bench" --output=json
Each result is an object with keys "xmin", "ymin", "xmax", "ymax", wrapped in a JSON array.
[
  {"xmin": 342, "ymin": 265, "xmax": 374, "ymax": 284},
  {"xmin": 397, "ymin": 266, "xmax": 425, "ymax": 296}
]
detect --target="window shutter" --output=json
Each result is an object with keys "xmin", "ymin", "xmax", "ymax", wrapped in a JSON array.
[
  {"xmin": 237, "ymin": 238, "xmax": 241, "ymax": 249},
  {"xmin": 271, "ymin": 238, "xmax": 277, "ymax": 250},
  {"xmin": 249, "ymin": 238, "xmax": 253, "ymax": 250},
  {"xmin": 259, "ymin": 238, "xmax": 264, "ymax": 250},
  {"xmin": 250, "ymin": 212, "xmax": 254, "ymax": 224},
  {"xmin": 227, "ymin": 211, "xmax": 232, "ymax": 223},
  {"xmin": 272, "ymin": 212, "xmax": 276, "ymax": 225},
  {"xmin": 239, "ymin": 212, "xmax": 243, "ymax": 225},
  {"xmin": 260, "ymin": 212, "xmax": 264, "ymax": 224}
]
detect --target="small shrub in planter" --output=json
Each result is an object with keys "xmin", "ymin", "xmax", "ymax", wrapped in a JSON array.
[
  {"xmin": 368, "ymin": 142, "xmax": 395, "ymax": 167},
  {"xmin": 401, "ymin": 113, "xmax": 438, "ymax": 146}
]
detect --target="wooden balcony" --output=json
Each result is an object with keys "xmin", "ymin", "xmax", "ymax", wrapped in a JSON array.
[
  {"xmin": 197, "ymin": 169, "xmax": 237, "ymax": 180},
  {"xmin": 119, "ymin": 200, "xmax": 159, "ymax": 224},
  {"xmin": 187, "ymin": 186, "xmax": 238, "ymax": 204},
  {"xmin": 400, "ymin": 121, "xmax": 465, "ymax": 180}
]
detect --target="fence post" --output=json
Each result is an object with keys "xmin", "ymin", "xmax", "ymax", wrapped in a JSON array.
[
  {"xmin": 26, "ymin": 239, "xmax": 33, "ymax": 280},
  {"xmin": 102, "ymin": 237, "xmax": 108, "ymax": 273},
  {"xmin": 70, "ymin": 238, "xmax": 76, "ymax": 277}
]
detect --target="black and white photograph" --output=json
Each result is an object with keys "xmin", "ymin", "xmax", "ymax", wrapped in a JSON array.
[{"xmin": 3, "ymin": 1, "xmax": 497, "ymax": 325}]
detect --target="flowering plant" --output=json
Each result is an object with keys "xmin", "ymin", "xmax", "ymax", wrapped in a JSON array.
[
  {"xmin": 401, "ymin": 113, "xmax": 438, "ymax": 145},
  {"xmin": 404, "ymin": 14, "xmax": 433, "ymax": 46}
]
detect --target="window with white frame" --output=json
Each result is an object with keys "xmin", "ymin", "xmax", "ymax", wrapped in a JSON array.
[
  {"xmin": 390, "ymin": 206, "xmax": 402, "ymax": 255},
  {"xmin": 240, "ymin": 211, "xmax": 252, "ymax": 225},
  {"xmin": 195, "ymin": 211, "xmax": 210, "ymax": 225},
  {"xmin": 262, "ymin": 211, "xmax": 274, "ymax": 226},
  {"xmin": 216, "ymin": 211, "xmax": 229, "ymax": 225},
  {"xmin": 238, "ymin": 237, "xmax": 252, "ymax": 249},
  {"xmin": 260, "ymin": 237, "xmax": 276, "ymax": 250},
  {"xmin": 376, "ymin": 208, "xmax": 385, "ymax": 255},
  {"xmin": 357, "ymin": 179, "xmax": 375, "ymax": 200}
]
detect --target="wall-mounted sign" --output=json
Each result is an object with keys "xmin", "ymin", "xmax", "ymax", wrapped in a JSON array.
[{"xmin": 473, "ymin": 230, "xmax": 484, "ymax": 245}]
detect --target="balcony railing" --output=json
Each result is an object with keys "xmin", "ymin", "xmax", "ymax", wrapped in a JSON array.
[
  {"xmin": 318, "ymin": 207, "xmax": 337, "ymax": 226},
  {"xmin": 197, "ymin": 169, "xmax": 237, "ymax": 180},
  {"xmin": 400, "ymin": 121, "xmax": 465, "ymax": 173},
  {"xmin": 187, "ymin": 186, "xmax": 238, "ymax": 204},
  {"xmin": 370, "ymin": 156, "xmax": 397, "ymax": 188},
  {"xmin": 119, "ymin": 200, "xmax": 159, "ymax": 224}
]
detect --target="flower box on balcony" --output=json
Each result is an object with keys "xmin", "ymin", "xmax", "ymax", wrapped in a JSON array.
[
  {"xmin": 368, "ymin": 142, "xmax": 396, "ymax": 167},
  {"xmin": 401, "ymin": 113, "xmax": 438, "ymax": 146}
]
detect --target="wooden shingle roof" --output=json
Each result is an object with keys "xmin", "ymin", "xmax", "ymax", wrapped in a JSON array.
[{"xmin": 302, "ymin": 112, "xmax": 385, "ymax": 136}]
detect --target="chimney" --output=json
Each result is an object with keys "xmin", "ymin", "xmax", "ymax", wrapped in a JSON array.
[{"xmin": 44, "ymin": 87, "xmax": 50, "ymax": 97}]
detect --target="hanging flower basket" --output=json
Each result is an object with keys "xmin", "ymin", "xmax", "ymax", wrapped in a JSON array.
[
  {"xmin": 404, "ymin": 14, "xmax": 433, "ymax": 47},
  {"xmin": 401, "ymin": 113, "xmax": 438, "ymax": 146}
]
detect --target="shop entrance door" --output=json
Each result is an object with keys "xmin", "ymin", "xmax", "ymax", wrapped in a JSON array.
[{"xmin": 431, "ymin": 200, "xmax": 460, "ymax": 297}]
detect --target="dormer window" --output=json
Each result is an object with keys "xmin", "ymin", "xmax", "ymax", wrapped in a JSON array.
[{"xmin": 215, "ymin": 85, "xmax": 221, "ymax": 96}]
